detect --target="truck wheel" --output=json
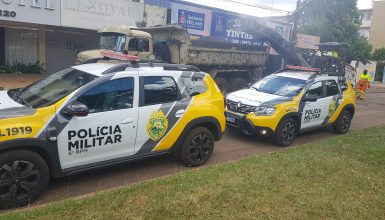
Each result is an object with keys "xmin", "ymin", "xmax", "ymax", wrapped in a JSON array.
[
  {"xmin": 178, "ymin": 127, "xmax": 214, "ymax": 167},
  {"xmin": 0, "ymin": 150, "xmax": 49, "ymax": 209},
  {"xmin": 214, "ymin": 78, "xmax": 229, "ymax": 94},
  {"xmin": 333, "ymin": 110, "xmax": 352, "ymax": 134},
  {"xmin": 231, "ymin": 78, "xmax": 249, "ymax": 91},
  {"xmin": 273, "ymin": 118, "xmax": 297, "ymax": 147}
]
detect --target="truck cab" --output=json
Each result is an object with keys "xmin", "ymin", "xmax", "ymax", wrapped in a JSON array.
[{"xmin": 76, "ymin": 26, "xmax": 154, "ymax": 64}]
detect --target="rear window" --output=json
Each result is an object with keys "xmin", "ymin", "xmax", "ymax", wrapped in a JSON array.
[
  {"xmin": 143, "ymin": 76, "xmax": 179, "ymax": 105},
  {"xmin": 326, "ymin": 80, "xmax": 340, "ymax": 96},
  {"xmin": 182, "ymin": 74, "xmax": 207, "ymax": 96}
]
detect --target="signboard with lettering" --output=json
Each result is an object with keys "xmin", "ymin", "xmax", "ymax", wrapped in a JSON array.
[
  {"xmin": 178, "ymin": 9, "xmax": 205, "ymax": 31},
  {"xmin": 170, "ymin": 2, "xmax": 211, "ymax": 36},
  {"xmin": 210, "ymin": 11, "xmax": 263, "ymax": 46},
  {"xmin": 0, "ymin": 0, "xmax": 60, "ymax": 25},
  {"xmin": 61, "ymin": 0, "xmax": 166, "ymax": 30},
  {"xmin": 296, "ymin": 33, "xmax": 321, "ymax": 50}
]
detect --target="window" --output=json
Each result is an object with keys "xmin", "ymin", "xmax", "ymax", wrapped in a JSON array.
[
  {"xmin": 128, "ymin": 38, "xmax": 149, "ymax": 52},
  {"xmin": 252, "ymin": 75, "xmax": 307, "ymax": 97},
  {"xmin": 182, "ymin": 74, "xmax": 207, "ymax": 96},
  {"xmin": 78, "ymin": 78, "xmax": 134, "ymax": 113},
  {"xmin": 325, "ymin": 80, "xmax": 339, "ymax": 96},
  {"xmin": 306, "ymin": 81, "xmax": 323, "ymax": 98},
  {"xmin": 144, "ymin": 76, "xmax": 178, "ymax": 105},
  {"xmin": 14, "ymin": 68, "xmax": 97, "ymax": 108},
  {"xmin": 100, "ymin": 33, "xmax": 126, "ymax": 52}
]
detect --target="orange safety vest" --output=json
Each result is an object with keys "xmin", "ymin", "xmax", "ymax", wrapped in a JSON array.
[{"xmin": 357, "ymin": 74, "xmax": 370, "ymax": 91}]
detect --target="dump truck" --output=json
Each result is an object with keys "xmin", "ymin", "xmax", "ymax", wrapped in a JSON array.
[{"xmin": 77, "ymin": 25, "xmax": 269, "ymax": 93}]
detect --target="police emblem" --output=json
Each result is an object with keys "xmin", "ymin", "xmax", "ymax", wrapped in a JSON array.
[
  {"xmin": 328, "ymin": 99, "xmax": 337, "ymax": 117},
  {"xmin": 146, "ymin": 110, "xmax": 169, "ymax": 141}
]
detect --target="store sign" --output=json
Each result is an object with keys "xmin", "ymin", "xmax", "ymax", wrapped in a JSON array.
[
  {"xmin": 296, "ymin": 33, "xmax": 320, "ymax": 50},
  {"xmin": 178, "ymin": 9, "xmax": 205, "ymax": 31},
  {"xmin": 170, "ymin": 2, "xmax": 211, "ymax": 36},
  {"xmin": 0, "ymin": 0, "xmax": 60, "ymax": 25},
  {"xmin": 61, "ymin": 0, "xmax": 166, "ymax": 30},
  {"xmin": 211, "ymin": 11, "xmax": 263, "ymax": 46}
]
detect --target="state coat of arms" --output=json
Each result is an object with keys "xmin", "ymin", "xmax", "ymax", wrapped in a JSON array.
[{"xmin": 146, "ymin": 110, "xmax": 169, "ymax": 141}]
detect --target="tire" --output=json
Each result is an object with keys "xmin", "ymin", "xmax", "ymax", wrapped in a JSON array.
[
  {"xmin": 178, "ymin": 127, "xmax": 215, "ymax": 167},
  {"xmin": 0, "ymin": 150, "xmax": 49, "ymax": 209},
  {"xmin": 230, "ymin": 78, "xmax": 249, "ymax": 91},
  {"xmin": 273, "ymin": 118, "xmax": 297, "ymax": 147},
  {"xmin": 333, "ymin": 110, "xmax": 352, "ymax": 134},
  {"xmin": 214, "ymin": 77, "xmax": 229, "ymax": 95}
]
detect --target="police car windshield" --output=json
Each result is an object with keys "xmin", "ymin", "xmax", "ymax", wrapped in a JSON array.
[
  {"xmin": 252, "ymin": 75, "xmax": 306, "ymax": 97},
  {"xmin": 16, "ymin": 68, "xmax": 97, "ymax": 108}
]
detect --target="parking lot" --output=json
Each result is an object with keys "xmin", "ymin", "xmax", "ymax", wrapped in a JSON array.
[{"xmin": 27, "ymin": 89, "xmax": 385, "ymax": 206}]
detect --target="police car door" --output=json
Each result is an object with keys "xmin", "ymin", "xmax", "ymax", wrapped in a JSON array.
[
  {"xmin": 300, "ymin": 81, "xmax": 330, "ymax": 130},
  {"xmin": 57, "ymin": 75, "xmax": 139, "ymax": 170},
  {"xmin": 134, "ymin": 72, "xmax": 188, "ymax": 155}
]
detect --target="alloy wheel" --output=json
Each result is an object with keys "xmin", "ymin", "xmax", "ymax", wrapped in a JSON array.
[
  {"xmin": 281, "ymin": 121, "xmax": 296, "ymax": 143},
  {"xmin": 189, "ymin": 134, "xmax": 212, "ymax": 163},
  {"xmin": 0, "ymin": 160, "xmax": 40, "ymax": 204}
]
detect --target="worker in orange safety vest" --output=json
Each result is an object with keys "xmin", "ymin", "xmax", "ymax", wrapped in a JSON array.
[{"xmin": 356, "ymin": 69, "xmax": 371, "ymax": 100}]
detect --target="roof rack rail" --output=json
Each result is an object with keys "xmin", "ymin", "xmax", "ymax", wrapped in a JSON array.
[
  {"xmin": 162, "ymin": 64, "xmax": 200, "ymax": 72},
  {"xmin": 323, "ymin": 72, "xmax": 344, "ymax": 77},
  {"xmin": 284, "ymin": 65, "xmax": 321, "ymax": 72},
  {"xmin": 81, "ymin": 51, "xmax": 201, "ymax": 73},
  {"xmin": 101, "ymin": 63, "xmax": 200, "ymax": 75}
]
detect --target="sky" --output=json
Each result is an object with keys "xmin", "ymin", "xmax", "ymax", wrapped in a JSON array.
[{"xmin": 182, "ymin": 0, "xmax": 374, "ymax": 17}]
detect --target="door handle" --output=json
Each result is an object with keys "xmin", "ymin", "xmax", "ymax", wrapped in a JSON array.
[
  {"xmin": 122, "ymin": 118, "xmax": 134, "ymax": 124},
  {"xmin": 175, "ymin": 109, "xmax": 185, "ymax": 118}
]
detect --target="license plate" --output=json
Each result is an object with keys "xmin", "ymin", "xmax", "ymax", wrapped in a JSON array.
[{"xmin": 226, "ymin": 115, "xmax": 236, "ymax": 123}]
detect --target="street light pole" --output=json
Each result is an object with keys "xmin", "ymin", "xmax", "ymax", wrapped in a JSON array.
[{"xmin": 290, "ymin": 0, "xmax": 302, "ymax": 55}]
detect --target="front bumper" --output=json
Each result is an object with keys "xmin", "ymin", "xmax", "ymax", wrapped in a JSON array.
[{"xmin": 225, "ymin": 111, "xmax": 274, "ymax": 137}]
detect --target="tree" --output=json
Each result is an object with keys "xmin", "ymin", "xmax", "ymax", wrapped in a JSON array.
[
  {"xmin": 372, "ymin": 48, "xmax": 385, "ymax": 63},
  {"xmin": 298, "ymin": 0, "xmax": 372, "ymax": 63}
]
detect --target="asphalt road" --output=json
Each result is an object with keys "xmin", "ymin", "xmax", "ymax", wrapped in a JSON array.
[{"xmin": 34, "ymin": 89, "xmax": 385, "ymax": 206}]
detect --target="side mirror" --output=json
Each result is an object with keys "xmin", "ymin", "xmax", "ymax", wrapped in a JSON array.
[
  {"xmin": 62, "ymin": 102, "xmax": 89, "ymax": 117},
  {"xmin": 341, "ymin": 85, "xmax": 348, "ymax": 91},
  {"xmin": 303, "ymin": 94, "xmax": 318, "ymax": 102}
]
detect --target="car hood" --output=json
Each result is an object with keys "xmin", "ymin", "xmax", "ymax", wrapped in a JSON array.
[
  {"xmin": 226, "ymin": 88, "xmax": 293, "ymax": 106},
  {"xmin": 0, "ymin": 91, "xmax": 36, "ymax": 119}
]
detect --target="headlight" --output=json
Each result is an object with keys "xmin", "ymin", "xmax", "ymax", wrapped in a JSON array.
[{"xmin": 255, "ymin": 106, "xmax": 276, "ymax": 116}]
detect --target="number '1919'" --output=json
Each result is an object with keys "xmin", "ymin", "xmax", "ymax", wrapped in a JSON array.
[{"xmin": 0, "ymin": 127, "xmax": 32, "ymax": 137}]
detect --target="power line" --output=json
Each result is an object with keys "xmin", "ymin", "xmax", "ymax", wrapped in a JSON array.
[{"xmin": 222, "ymin": 0, "xmax": 292, "ymax": 13}]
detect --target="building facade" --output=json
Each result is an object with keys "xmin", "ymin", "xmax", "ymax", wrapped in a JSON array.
[
  {"xmin": 0, "ymin": 0, "xmax": 291, "ymax": 74},
  {"xmin": 0, "ymin": 0, "xmax": 167, "ymax": 74},
  {"xmin": 369, "ymin": 0, "xmax": 385, "ymax": 50},
  {"xmin": 358, "ymin": 8, "xmax": 372, "ymax": 39}
]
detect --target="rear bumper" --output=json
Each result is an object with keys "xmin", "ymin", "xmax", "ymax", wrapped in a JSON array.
[{"xmin": 225, "ymin": 111, "xmax": 274, "ymax": 137}]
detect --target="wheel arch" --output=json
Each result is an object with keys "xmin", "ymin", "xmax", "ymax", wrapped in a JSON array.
[
  {"xmin": 342, "ymin": 104, "xmax": 355, "ymax": 117},
  {"xmin": 170, "ymin": 116, "xmax": 223, "ymax": 153},
  {"xmin": 0, "ymin": 139, "xmax": 62, "ymax": 177},
  {"xmin": 278, "ymin": 112, "xmax": 301, "ymax": 132}
]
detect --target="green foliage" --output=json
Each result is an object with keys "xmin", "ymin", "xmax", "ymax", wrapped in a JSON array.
[
  {"xmin": 3, "ymin": 126, "xmax": 385, "ymax": 219},
  {"xmin": 0, "ymin": 62, "xmax": 44, "ymax": 74},
  {"xmin": 299, "ymin": 0, "xmax": 372, "ymax": 63},
  {"xmin": 372, "ymin": 48, "xmax": 385, "ymax": 62}
]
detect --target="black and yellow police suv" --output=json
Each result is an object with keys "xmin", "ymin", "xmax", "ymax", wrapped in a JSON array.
[
  {"xmin": 0, "ymin": 53, "xmax": 225, "ymax": 208},
  {"xmin": 225, "ymin": 65, "xmax": 356, "ymax": 147}
]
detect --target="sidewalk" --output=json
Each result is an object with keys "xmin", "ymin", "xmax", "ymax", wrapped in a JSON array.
[
  {"xmin": 0, "ymin": 74, "xmax": 43, "ymax": 90},
  {"xmin": 371, "ymin": 81, "xmax": 385, "ymax": 90}
]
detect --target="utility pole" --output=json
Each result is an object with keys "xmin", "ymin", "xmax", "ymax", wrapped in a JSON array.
[{"xmin": 290, "ymin": 0, "xmax": 302, "ymax": 55}]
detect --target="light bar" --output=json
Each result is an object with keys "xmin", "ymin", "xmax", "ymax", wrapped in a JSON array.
[
  {"xmin": 100, "ymin": 51, "xmax": 140, "ymax": 62},
  {"xmin": 285, "ymin": 65, "xmax": 321, "ymax": 72}
]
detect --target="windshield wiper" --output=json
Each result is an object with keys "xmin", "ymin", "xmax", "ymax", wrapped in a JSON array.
[
  {"xmin": 12, "ymin": 88, "xmax": 31, "ymax": 107},
  {"xmin": 253, "ymin": 87, "xmax": 261, "ymax": 92}
]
